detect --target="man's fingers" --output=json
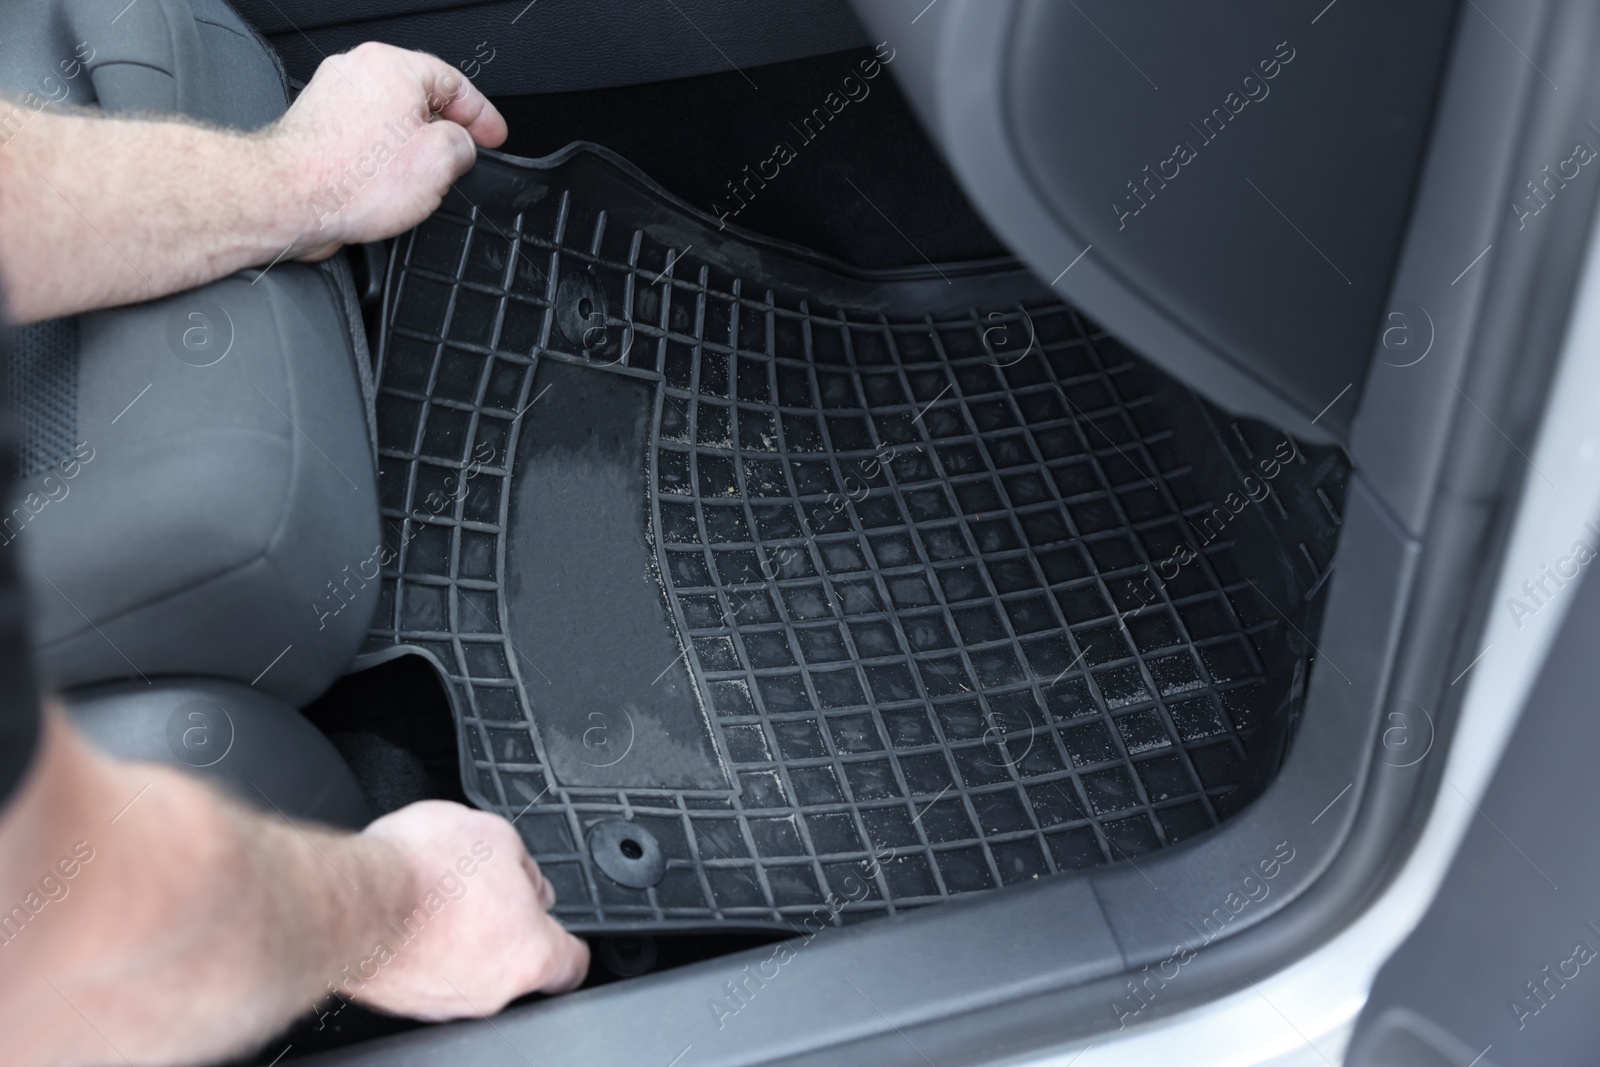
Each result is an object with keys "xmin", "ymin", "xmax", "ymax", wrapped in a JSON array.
[
  {"xmin": 420, "ymin": 119, "xmax": 479, "ymax": 182},
  {"xmin": 510, "ymin": 909, "xmax": 589, "ymax": 996},
  {"xmin": 522, "ymin": 853, "xmax": 557, "ymax": 910},
  {"xmin": 293, "ymin": 241, "xmax": 342, "ymax": 263},
  {"xmin": 534, "ymin": 926, "xmax": 590, "ymax": 994},
  {"xmin": 496, "ymin": 814, "xmax": 555, "ymax": 910},
  {"xmin": 410, "ymin": 51, "xmax": 508, "ymax": 148}
]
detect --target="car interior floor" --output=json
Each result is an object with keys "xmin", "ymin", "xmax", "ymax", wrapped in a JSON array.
[{"xmin": 289, "ymin": 48, "xmax": 1349, "ymax": 1047}]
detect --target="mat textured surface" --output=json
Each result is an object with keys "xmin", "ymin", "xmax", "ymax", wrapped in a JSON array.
[{"xmin": 366, "ymin": 145, "xmax": 1342, "ymax": 931}]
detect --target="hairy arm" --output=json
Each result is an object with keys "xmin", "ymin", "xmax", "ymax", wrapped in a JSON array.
[
  {"xmin": 0, "ymin": 708, "xmax": 587, "ymax": 1066},
  {"xmin": 0, "ymin": 41, "xmax": 506, "ymax": 323}
]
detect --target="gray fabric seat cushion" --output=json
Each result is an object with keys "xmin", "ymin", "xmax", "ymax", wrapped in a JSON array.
[
  {"xmin": 66, "ymin": 677, "xmax": 371, "ymax": 828},
  {"xmin": 1, "ymin": 0, "xmax": 382, "ymax": 705},
  {"xmin": 0, "ymin": 0, "xmax": 288, "ymax": 129},
  {"xmin": 20, "ymin": 269, "xmax": 381, "ymax": 706}
]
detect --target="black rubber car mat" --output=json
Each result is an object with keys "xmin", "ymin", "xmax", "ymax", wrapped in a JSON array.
[{"xmin": 366, "ymin": 144, "xmax": 1335, "ymax": 932}]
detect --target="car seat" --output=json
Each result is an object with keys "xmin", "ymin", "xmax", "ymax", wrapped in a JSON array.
[{"xmin": 0, "ymin": 0, "xmax": 377, "ymax": 826}]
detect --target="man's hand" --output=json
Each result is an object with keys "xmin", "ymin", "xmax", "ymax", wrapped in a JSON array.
[
  {"xmin": 0, "ymin": 42, "xmax": 507, "ymax": 322},
  {"xmin": 0, "ymin": 711, "xmax": 590, "ymax": 1067},
  {"xmin": 350, "ymin": 801, "xmax": 589, "ymax": 1020},
  {"xmin": 269, "ymin": 42, "xmax": 508, "ymax": 262}
]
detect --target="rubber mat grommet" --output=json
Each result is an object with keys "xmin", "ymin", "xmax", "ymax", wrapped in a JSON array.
[
  {"xmin": 596, "ymin": 935, "xmax": 660, "ymax": 978},
  {"xmin": 586, "ymin": 819, "xmax": 666, "ymax": 889},
  {"xmin": 554, "ymin": 269, "xmax": 608, "ymax": 354}
]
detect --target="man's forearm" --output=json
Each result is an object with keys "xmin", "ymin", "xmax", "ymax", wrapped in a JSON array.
[
  {"xmin": 0, "ymin": 108, "xmax": 305, "ymax": 323},
  {"xmin": 0, "ymin": 42, "xmax": 506, "ymax": 325},
  {"xmin": 0, "ymin": 710, "xmax": 420, "ymax": 1065}
]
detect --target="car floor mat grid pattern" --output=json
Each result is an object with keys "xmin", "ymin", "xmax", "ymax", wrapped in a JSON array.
[{"xmin": 366, "ymin": 146, "xmax": 1328, "ymax": 932}]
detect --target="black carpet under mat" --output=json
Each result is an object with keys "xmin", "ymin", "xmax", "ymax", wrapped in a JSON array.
[{"xmin": 365, "ymin": 145, "xmax": 1342, "ymax": 932}]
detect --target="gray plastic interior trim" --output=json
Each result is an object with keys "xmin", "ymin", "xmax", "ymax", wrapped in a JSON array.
[
  {"xmin": 1349, "ymin": 0, "xmax": 1553, "ymax": 538},
  {"xmin": 304, "ymin": 877, "xmax": 1123, "ymax": 1067},
  {"xmin": 851, "ymin": 0, "xmax": 1341, "ymax": 447},
  {"xmin": 851, "ymin": 0, "xmax": 1540, "ymax": 543},
  {"xmin": 1054, "ymin": 72, "xmax": 1600, "ymax": 1066}
]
